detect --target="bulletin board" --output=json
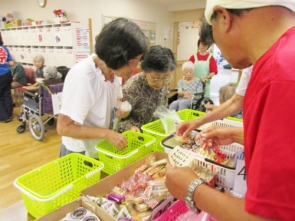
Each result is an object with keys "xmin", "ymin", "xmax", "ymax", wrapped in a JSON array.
[{"xmin": 101, "ymin": 15, "xmax": 156, "ymax": 45}]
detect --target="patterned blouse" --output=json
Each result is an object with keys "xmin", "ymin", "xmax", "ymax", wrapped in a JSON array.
[
  {"xmin": 118, "ymin": 72, "xmax": 169, "ymax": 133},
  {"xmin": 177, "ymin": 78, "xmax": 203, "ymax": 100}
]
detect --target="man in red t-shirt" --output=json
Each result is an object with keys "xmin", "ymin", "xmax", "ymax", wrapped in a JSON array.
[{"xmin": 165, "ymin": 1, "xmax": 295, "ymax": 221}]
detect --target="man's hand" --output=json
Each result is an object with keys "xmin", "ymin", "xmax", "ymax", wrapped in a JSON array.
[
  {"xmin": 165, "ymin": 163, "xmax": 198, "ymax": 200},
  {"xmin": 177, "ymin": 118, "xmax": 202, "ymax": 138},
  {"xmin": 130, "ymin": 126, "xmax": 141, "ymax": 133},
  {"xmin": 116, "ymin": 108, "xmax": 130, "ymax": 119},
  {"xmin": 195, "ymin": 126, "xmax": 243, "ymax": 147},
  {"xmin": 106, "ymin": 131, "xmax": 128, "ymax": 151}
]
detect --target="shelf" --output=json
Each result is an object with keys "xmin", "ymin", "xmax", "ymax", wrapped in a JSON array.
[{"xmin": 1, "ymin": 22, "xmax": 90, "ymax": 67}]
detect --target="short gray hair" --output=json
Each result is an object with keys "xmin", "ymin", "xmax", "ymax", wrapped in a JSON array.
[
  {"xmin": 182, "ymin": 61, "xmax": 194, "ymax": 72},
  {"xmin": 33, "ymin": 54, "xmax": 45, "ymax": 64},
  {"xmin": 43, "ymin": 66, "xmax": 62, "ymax": 79},
  {"xmin": 219, "ymin": 83, "xmax": 237, "ymax": 103}
]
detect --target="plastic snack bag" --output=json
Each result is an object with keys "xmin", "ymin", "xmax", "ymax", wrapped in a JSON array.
[
  {"xmin": 153, "ymin": 105, "xmax": 181, "ymax": 134},
  {"xmin": 110, "ymin": 101, "xmax": 132, "ymax": 132}
]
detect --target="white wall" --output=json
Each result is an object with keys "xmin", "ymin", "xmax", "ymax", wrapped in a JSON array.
[
  {"xmin": 0, "ymin": 0, "xmax": 174, "ymax": 49},
  {"xmin": 177, "ymin": 25, "xmax": 199, "ymax": 60}
]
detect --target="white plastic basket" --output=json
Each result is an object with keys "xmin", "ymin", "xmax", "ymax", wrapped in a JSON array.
[
  {"xmin": 212, "ymin": 119, "xmax": 243, "ymax": 127},
  {"xmin": 193, "ymin": 143, "xmax": 244, "ymax": 189},
  {"xmin": 162, "ymin": 119, "xmax": 244, "ymax": 189}
]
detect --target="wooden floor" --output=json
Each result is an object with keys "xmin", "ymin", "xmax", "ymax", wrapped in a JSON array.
[{"xmin": 0, "ymin": 105, "xmax": 61, "ymax": 219}]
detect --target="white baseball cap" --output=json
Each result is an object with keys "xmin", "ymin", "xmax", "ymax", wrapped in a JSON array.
[{"xmin": 205, "ymin": 0, "xmax": 295, "ymax": 24}]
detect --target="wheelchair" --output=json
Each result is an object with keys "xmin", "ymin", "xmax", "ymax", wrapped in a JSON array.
[
  {"xmin": 169, "ymin": 76, "xmax": 214, "ymax": 112},
  {"xmin": 16, "ymin": 81, "xmax": 64, "ymax": 141},
  {"xmin": 190, "ymin": 91, "xmax": 214, "ymax": 112},
  {"xmin": 190, "ymin": 78, "xmax": 214, "ymax": 112}
]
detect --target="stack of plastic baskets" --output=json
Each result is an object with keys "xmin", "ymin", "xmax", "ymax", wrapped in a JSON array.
[
  {"xmin": 141, "ymin": 109, "xmax": 206, "ymax": 152},
  {"xmin": 14, "ymin": 153, "xmax": 104, "ymax": 218},
  {"xmin": 95, "ymin": 131, "xmax": 155, "ymax": 175}
]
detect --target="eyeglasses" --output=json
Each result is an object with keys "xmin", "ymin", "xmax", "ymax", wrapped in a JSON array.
[{"xmin": 148, "ymin": 74, "xmax": 173, "ymax": 83}]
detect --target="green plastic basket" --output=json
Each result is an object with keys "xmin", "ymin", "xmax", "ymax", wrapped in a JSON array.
[
  {"xmin": 95, "ymin": 131, "xmax": 155, "ymax": 175},
  {"xmin": 141, "ymin": 109, "xmax": 206, "ymax": 152},
  {"xmin": 176, "ymin": 109, "xmax": 206, "ymax": 121},
  {"xmin": 14, "ymin": 153, "xmax": 104, "ymax": 218},
  {"xmin": 225, "ymin": 116, "xmax": 243, "ymax": 123}
]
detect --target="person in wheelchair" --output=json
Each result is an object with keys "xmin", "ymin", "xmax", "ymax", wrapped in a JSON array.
[
  {"xmin": 23, "ymin": 54, "xmax": 46, "ymax": 91},
  {"xmin": 18, "ymin": 66, "xmax": 62, "ymax": 121},
  {"xmin": 23, "ymin": 66, "xmax": 62, "ymax": 93},
  {"xmin": 205, "ymin": 82, "xmax": 243, "ymax": 118},
  {"xmin": 169, "ymin": 61, "xmax": 203, "ymax": 111}
]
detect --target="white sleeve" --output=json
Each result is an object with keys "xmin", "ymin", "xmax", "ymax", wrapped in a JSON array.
[
  {"xmin": 236, "ymin": 66, "xmax": 253, "ymax": 96},
  {"xmin": 60, "ymin": 71, "xmax": 96, "ymax": 125}
]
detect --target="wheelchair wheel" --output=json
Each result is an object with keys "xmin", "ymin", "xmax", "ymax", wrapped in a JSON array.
[
  {"xmin": 29, "ymin": 114, "xmax": 45, "ymax": 141},
  {"xmin": 16, "ymin": 124, "xmax": 26, "ymax": 134},
  {"xmin": 199, "ymin": 97, "xmax": 214, "ymax": 112},
  {"xmin": 47, "ymin": 117, "xmax": 55, "ymax": 126}
]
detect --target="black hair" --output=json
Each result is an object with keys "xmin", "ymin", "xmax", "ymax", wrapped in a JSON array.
[
  {"xmin": 140, "ymin": 45, "xmax": 176, "ymax": 73},
  {"xmin": 0, "ymin": 32, "xmax": 3, "ymax": 45},
  {"xmin": 95, "ymin": 17, "xmax": 149, "ymax": 70},
  {"xmin": 211, "ymin": 9, "xmax": 252, "ymax": 22},
  {"xmin": 199, "ymin": 20, "xmax": 214, "ymax": 47}
]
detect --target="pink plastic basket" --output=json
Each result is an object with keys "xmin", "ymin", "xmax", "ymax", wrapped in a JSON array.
[
  {"xmin": 154, "ymin": 200, "xmax": 209, "ymax": 221},
  {"xmin": 154, "ymin": 200, "xmax": 188, "ymax": 221}
]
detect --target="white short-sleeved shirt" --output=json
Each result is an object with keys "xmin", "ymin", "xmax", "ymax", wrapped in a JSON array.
[
  {"xmin": 60, "ymin": 55, "xmax": 122, "ymax": 158},
  {"xmin": 236, "ymin": 66, "xmax": 253, "ymax": 96}
]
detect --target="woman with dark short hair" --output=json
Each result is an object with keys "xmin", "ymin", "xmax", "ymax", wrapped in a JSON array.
[
  {"xmin": 57, "ymin": 18, "xmax": 149, "ymax": 158},
  {"xmin": 118, "ymin": 45, "xmax": 176, "ymax": 133}
]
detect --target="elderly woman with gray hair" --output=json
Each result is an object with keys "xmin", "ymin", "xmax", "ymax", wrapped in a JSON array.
[
  {"xmin": 169, "ymin": 61, "xmax": 203, "ymax": 111},
  {"xmin": 205, "ymin": 82, "xmax": 243, "ymax": 118},
  {"xmin": 23, "ymin": 54, "xmax": 45, "ymax": 91},
  {"xmin": 24, "ymin": 54, "xmax": 61, "ymax": 91}
]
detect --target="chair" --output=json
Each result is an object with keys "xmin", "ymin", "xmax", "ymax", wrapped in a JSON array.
[
  {"xmin": 14, "ymin": 67, "xmax": 36, "ymax": 106},
  {"xmin": 56, "ymin": 66, "xmax": 70, "ymax": 82}
]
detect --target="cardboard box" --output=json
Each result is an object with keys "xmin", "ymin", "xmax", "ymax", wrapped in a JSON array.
[
  {"xmin": 35, "ymin": 196, "xmax": 115, "ymax": 221},
  {"xmin": 81, "ymin": 151, "xmax": 168, "ymax": 220},
  {"xmin": 11, "ymin": 19, "xmax": 21, "ymax": 27},
  {"xmin": 82, "ymin": 151, "xmax": 167, "ymax": 197}
]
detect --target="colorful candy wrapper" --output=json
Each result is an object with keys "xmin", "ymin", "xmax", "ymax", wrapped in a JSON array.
[{"xmin": 108, "ymin": 193, "xmax": 126, "ymax": 204}]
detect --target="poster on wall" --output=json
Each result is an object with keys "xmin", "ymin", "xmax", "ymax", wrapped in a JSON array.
[
  {"xmin": 101, "ymin": 15, "xmax": 156, "ymax": 44},
  {"xmin": 76, "ymin": 27, "xmax": 90, "ymax": 52},
  {"xmin": 150, "ymin": 30, "xmax": 155, "ymax": 44},
  {"xmin": 104, "ymin": 17, "xmax": 113, "ymax": 25},
  {"xmin": 164, "ymin": 26, "xmax": 172, "ymax": 39}
]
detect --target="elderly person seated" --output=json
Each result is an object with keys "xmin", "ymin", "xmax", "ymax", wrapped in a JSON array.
[
  {"xmin": 11, "ymin": 56, "xmax": 26, "ymax": 88},
  {"xmin": 206, "ymin": 82, "xmax": 242, "ymax": 118},
  {"xmin": 23, "ymin": 54, "xmax": 46, "ymax": 91},
  {"xmin": 169, "ymin": 61, "xmax": 203, "ymax": 111},
  {"xmin": 24, "ymin": 66, "xmax": 62, "ymax": 91},
  {"xmin": 118, "ymin": 45, "xmax": 176, "ymax": 133},
  {"xmin": 17, "ymin": 66, "xmax": 62, "ymax": 121}
]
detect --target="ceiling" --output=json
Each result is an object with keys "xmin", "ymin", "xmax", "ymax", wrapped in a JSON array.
[
  {"xmin": 149, "ymin": 0, "xmax": 204, "ymax": 4},
  {"xmin": 147, "ymin": 0, "xmax": 206, "ymax": 11}
]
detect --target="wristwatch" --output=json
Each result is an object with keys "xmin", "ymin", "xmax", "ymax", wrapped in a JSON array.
[{"xmin": 184, "ymin": 178, "xmax": 205, "ymax": 213}]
